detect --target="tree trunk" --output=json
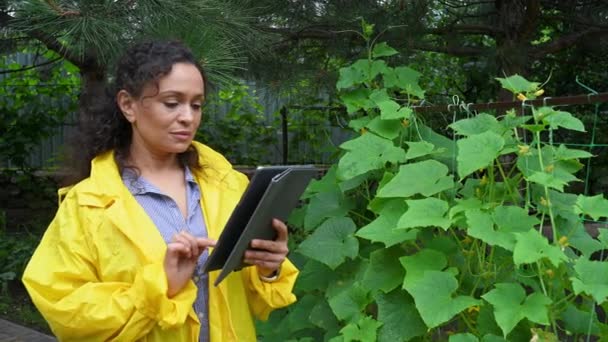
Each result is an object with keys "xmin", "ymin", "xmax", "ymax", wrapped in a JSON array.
[
  {"xmin": 78, "ymin": 67, "xmax": 107, "ymax": 123},
  {"xmin": 494, "ymin": 0, "xmax": 540, "ymax": 101}
]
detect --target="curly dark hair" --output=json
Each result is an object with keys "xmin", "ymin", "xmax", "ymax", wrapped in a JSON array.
[{"xmin": 65, "ymin": 39, "xmax": 207, "ymax": 185}]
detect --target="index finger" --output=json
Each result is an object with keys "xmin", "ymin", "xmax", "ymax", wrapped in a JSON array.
[
  {"xmin": 272, "ymin": 218, "xmax": 288, "ymax": 242},
  {"xmin": 196, "ymin": 237, "xmax": 217, "ymax": 249}
]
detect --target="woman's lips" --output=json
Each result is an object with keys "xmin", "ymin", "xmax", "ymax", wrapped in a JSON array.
[{"xmin": 170, "ymin": 131, "xmax": 192, "ymax": 141}]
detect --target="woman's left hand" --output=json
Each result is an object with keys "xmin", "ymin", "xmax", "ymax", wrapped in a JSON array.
[{"xmin": 244, "ymin": 218, "xmax": 289, "ymax": 277}]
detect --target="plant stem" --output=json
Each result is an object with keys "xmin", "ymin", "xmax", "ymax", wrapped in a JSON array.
[
  {"xmin": 534, "ymin": 130, "xmax": 559, "ymax": 243},
  {"xmin": 495, "ymin": 158, "xmax": 518, "ymax": 204},
  {"xmin": 364, "ymin": 180, "xmax": 371, "ymax": 203},
  {"xmin": 537, "ymin": 262, "xmax": 548, "ymax": 297},
  {"xmin": 488, "ymin": 162, "xmax": 495, "ymax": 202},
  {"xmin": 459, "ymin": 312, "xmax": 480, "ymax": 336},
  {"xmin": 552, "ymin": 293, "xmax": 575, "ymax": 308},
  {"xmin": 349, "ymin": 210, "xmax": 372, "ymax": 223}
]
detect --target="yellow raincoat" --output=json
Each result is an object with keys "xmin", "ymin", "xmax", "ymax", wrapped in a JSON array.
[{"xmin": 22, "ymin": 142, "xmax": 298, "ymax": 341}]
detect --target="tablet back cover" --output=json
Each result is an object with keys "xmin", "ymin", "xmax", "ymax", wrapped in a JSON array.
[
  {"xmin": 213, "ymin": 166, "xmax": 316, "ymax": 285},
  {"xmin": 202, "ymin": 166, "xmax": 289, "ymax": 273}
]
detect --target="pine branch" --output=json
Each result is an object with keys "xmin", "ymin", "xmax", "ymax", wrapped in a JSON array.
[
  {"xmin": 531, "ymin": 28, "xmax": 608, "ymax": 58},
  {"xmin": 0, "ymin": 11, "xmax": 94, "ymax": 70},
  {"xmin": 44, "ymin": 0, "xmax": 80, "ymax": 17},
  {"xmin": 426, "ymin": 24, "xmax": 502, "ymax": 36},
  {"xmin": 0, "ymin": 56, "xmax": 62, "ymax": 74},
  {"xmin": 438, "ymin": 0, "xmax": 494, "ymax": 8},
  {"xmin": 261, "ymin": 26, "xmax": 344, "ymax": 41},
  {"xmin": 545, "ymin": 14, "xmax": 608, "ymax": 29},
  {"xmin": 407, "ymin": 42, "xmax": 486, "ymax": 56}
]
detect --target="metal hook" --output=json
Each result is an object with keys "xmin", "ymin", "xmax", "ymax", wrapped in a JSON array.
[
  {"xmin": 542, "ymin": 97, "xmax": 552, "ymax": 107},
  {"xmin": 521, "ymin": 99, "xmax": 529, "ymax": 115},
  {"xmin": 575, "ymin": 76, "xmax": 598, "ymax": 95},
  {"xmin": 466, "ymin": 102, "xmax": 475, "ymax": 113}
]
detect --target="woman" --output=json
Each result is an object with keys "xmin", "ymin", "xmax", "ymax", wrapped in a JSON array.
[{"xmin": 22, "ymin": 40, "xmax": 298, "ymax": 341}]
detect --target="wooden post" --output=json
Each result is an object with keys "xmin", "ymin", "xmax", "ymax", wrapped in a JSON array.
[{"xmin": 280, "ymin": 106, "xmax": 288, "ymax": 164}]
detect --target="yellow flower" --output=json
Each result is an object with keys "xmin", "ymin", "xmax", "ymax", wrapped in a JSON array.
[
  {"xmin": 360, "ymin": 127, "xmax": 368, "ymax": 135},
  {"xmin": 518, "ymin": 144, "xmax": 530, "ymax": 155},
  {"xmin": 401, "ymin": 119, "xmax": 410, "ymax": 128},
  {"xmin": 540, "ymin": 197, "xmax": 550, "ymax": 206},
  {"xmin": 480, "ymin": 174, "xmax": 488, "ymax": 185},
  {"xmin": 517, "ymin": 93, "xmax": 527, "ymax": 101},
  {"xmin": 558, "ymin": 236, "xmax": 569, "ymax": 248},
  {"xmin": 534, "ymin": 89, "xmax": 545, "ymax": 97},
  {"xmin": 467, "ymin": 305, "xmax": 480, "ymax": 313},
  {"xmin": 544, "ymin": 164, "xmax": 554, "ymax": 173}
]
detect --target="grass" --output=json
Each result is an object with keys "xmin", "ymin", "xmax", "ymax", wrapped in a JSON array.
[{"xmin": 0, "ymin": 281, "xmax": 52, "ymax": 335}]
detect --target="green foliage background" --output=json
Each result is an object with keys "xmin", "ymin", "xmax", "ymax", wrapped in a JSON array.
[{"xmin": 257, "ymin": 40, "xmax": 608, "ymax": 341}]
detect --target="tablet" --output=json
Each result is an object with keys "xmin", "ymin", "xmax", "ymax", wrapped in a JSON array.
[{"xmin": 202, "ymin": 165, "xmax": 317, "ymax": 285}]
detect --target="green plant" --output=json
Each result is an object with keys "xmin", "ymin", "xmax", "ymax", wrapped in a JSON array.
[
  {"xmin": 0, "ymin": 51, "xmax": 79, "ymax": 169},
  {"xmin": 274, "ymin": 98, "xmax": 341, "ymax": 165},
  {"xmin": 257, "ymin": 38, "xmax": 608, "ymax": 341},
  {"xmin": 197, "ymin": 81, "xmax": 277, "ymax": 165}
]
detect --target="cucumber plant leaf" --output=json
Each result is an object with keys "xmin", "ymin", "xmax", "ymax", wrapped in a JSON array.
[
  {"xmin": 570, "ymin": 258, "xmax": 608, "ymax": 304},
  {"xmin": 339, "ymin": 316, "xmax": 383, "ymax": 342},
  {"xmin": 376, "ymin": 290, "xmax": 426, "ymax": 342},
  {"xmin": 401, "ymin": 250, "xmax": 479, "ymax": 328},
  {"xmin": 482, "ymin": 283, "xmax": 552, "ymax": 337},
  {"xmin": 366, "ymin": 116, "xmax": 401, "ymax": 140},
  {"xmin": 362, "ymin": 246, "xmax": 406, "ymax": 293},
  {"xmin": 540, "ymin": 108, "xmax": 585, "ymax": 132},
  {"xmin": 575, "ymin": 194, "xmax": 608, "ymax": 221},
  {"xmin": 298, "ymin": 217, "xmax": 359, "ymax": 269},
  {"xmin": 495, "ymin": 74, "xmax": 540, "ymax": 94},
  {"xmin": 466, "ymin": 209, "xmax": 516, "ymax": 251},
  {"xmin": 377, "ymin": 160, "xmax": 453, "ymax": 198},
  {"xmin": 450, "ymin": 113, "xmax": 503, "ymax": 136},
  {"xmin": 383, "ymin": 66, "xmax": 425, "ymax": 98},
  {"xmin": 338, "ymin": 133, "xmax": 406, "ymax": 180},
  {"xmin": 340, "ymin": 88, "xmax": 373, "ymax": 114},
  {"xmin": 304, "ymin": 188, "xmax": 354, "ymax": 230},
  {"xmin": 449, "ymin": 333, "xmax": 479, "ymax": 342},
  {"xmin": 372, "ymin": 42, "xmax": 399, "ymax": 58},
  {"xmin": 405, "ymin": 141, "xmax": 436, "ymax": 160},
  {"xmin": 397, "ymin": 198, "xmax": 451, "ymax": 230},
  {"xmin": 356, "ymin": 199, "xmax": 419, "ymax": 247},
  {"xmin": 457, "ymin": 131, "xmax": 505, "ymax": 178},
  {"xmin": 369, "ymin": 89, "xmax": 411, "ymax": 120},
  {"xmin": 513, "ymin": 230, "xmax": 567, "ymax": 267},
  {"xmin": 328, "ymin": 282, "xmax": 370, "ymax": 321}
]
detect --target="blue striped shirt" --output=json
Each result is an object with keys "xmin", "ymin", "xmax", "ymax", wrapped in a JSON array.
[{"xmin": 122, "ymin": 167, "xmax": 209, "ymax": 342}]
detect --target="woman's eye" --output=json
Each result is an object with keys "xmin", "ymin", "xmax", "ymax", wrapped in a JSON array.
[
  {"xmin": 164, "ymin": 102, "xmax": 179, "ymax": 108},
  {"xmin": 191, "ymin": 103, "xmax": 202, "ymax": 110}
]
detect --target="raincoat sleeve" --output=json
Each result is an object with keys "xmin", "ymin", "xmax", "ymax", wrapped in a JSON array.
[
  {"xmin": 241, "ymin": 259, "xmax": 299, "ymax": 320},
  {"xmin": 22, "ymin": 194, "xmax": 197, "ymax": 341}
]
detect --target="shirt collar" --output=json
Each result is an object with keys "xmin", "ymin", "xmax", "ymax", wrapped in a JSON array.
[
  {"xmin": 121, "ymin": 166, "xmax": 198, "ymax": 196},
  {"xmin": 184, "ymin": 166, "xmax": 197, "ymax": 185}
]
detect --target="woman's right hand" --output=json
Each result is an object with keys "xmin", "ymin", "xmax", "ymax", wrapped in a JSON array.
[{"xmin": 164, "ymin": 231, "xmax": 216, "ymax": 298}]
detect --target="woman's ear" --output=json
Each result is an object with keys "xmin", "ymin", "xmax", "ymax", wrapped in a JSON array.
[{"xmin": 116, "ymin": 90, "xmax": 136, "ymax": 123}]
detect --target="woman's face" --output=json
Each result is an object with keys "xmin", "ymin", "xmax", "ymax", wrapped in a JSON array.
[{"xmin": 118, "ymin": 62, "xmax": 204, "ymax": 156}]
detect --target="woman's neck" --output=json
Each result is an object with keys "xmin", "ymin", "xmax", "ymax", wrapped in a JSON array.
[{"xmin": 128, "ymin": 142, "xmax": 181, "ymax": 174}]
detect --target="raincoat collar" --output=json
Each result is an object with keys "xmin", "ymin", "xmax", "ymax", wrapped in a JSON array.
[{"xmin": 77, "ymin": 142, "xmax": 237, "ymax": 263}]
